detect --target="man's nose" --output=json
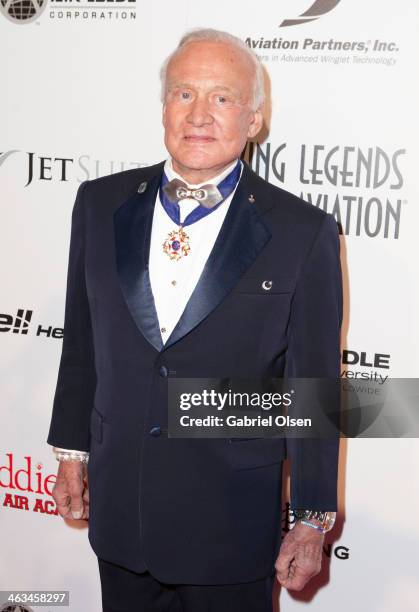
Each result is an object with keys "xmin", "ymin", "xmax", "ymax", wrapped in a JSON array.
[{"xmin": 186, "ymin": 98, "xmax": 213, "ymax": 126}]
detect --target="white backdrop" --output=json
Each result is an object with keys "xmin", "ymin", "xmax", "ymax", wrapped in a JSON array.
[{"xmin": 1, "ymin": 1, "xmax": 419, "ymax": 610}]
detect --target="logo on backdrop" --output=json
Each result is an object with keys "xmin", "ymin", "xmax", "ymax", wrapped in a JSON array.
[
  {"xmin": 246, "ymin": 0, "xmax": 400, "ymax": 68},
  {"xmin": 280, "ymin": 0, "xmax": 341, "ymax": 27},
  {"xmin": 0, "ymin": 453, "xmax": 58, "ymax": 516},
  {"xmin": 0, "ymin": 149, "xmax": 146, "ymax": 186},
  {"xmin": 0, "ymin": 308, "xmax": 63, "ymax": 339},
  {"xmin": 242, "ymin": 142, "xmax": 407, "ymax": 239},
  {"xmin": 341, "ymin": 349, "xmax": 391, "ymax": 382},
  {"xmin": 0, "ymin": 0, "xmax": 136, "ymax": 23},
  {"xmin": 0, "ymin": 150, "xmax": 20, "ymax": 167},
  {"xmin": 0, "ymin": 0, "xmax": 47, "ymax": 23}
]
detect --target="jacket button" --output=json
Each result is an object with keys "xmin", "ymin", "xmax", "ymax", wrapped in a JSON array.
[
  {"xmin": 150, "ymin": 426, "xmax": 162, "ymax": 437},
  {"xmin": 159, "ymin": 366, "xmax": 169, "ymax": 378}
]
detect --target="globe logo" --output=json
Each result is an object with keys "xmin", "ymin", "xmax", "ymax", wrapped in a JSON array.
[{"xmin": 0, "ymin": 0, "xmax": 47, "ymax": 24}]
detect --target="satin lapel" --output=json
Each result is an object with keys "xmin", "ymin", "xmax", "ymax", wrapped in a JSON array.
[
  {"xmin": 114, "ymin": 168, "xmax": 164, "ymax": 352},
  {"xmin": 164, "ymin": 164, "xmax": 272, "ymax": 349}
]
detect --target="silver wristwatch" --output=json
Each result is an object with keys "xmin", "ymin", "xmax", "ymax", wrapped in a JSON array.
[{"xmin": 293, "ymin": 509, "xmax": 336, "ymax": 533}]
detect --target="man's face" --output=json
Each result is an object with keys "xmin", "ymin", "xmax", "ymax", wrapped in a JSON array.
[{"xmin": 162, "ymin": 40, "xmax": 263, "ymax": 182}]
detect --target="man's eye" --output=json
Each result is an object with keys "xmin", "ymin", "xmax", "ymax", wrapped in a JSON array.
[
  {"xmin": 214, "ymin": 94, "xmax": 234, "ymax": 107},
  {"xmin": 181, "ymin": 91, "xmax": 191, "ymax": 100}
]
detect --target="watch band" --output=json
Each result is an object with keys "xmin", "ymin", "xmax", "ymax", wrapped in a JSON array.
[
  {"xmin": 293, "ymin": 509, "xmax": 336, "ymax": 533},
  {"xmin": 53, "ymin": 447, "xmax": 90, "ymax": 463}
]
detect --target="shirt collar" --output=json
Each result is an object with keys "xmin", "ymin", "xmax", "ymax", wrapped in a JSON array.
[{"xmin": 164, "ymin": 158, "xmax": 241, "ymax": 188}]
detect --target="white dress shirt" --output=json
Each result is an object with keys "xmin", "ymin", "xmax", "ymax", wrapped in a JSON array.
[{"xmin": 149, "ymin": 158, "xmax": 242, "ymax": 343}]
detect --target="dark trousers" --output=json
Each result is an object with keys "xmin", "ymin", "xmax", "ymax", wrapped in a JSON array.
[{"xmin": 98, "ymin": 558, "xmax": 275, "ymax": 612}]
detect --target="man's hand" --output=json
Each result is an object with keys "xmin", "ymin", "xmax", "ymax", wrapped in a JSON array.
[
  {"xmin": 275, "ymin": 521, "xmax": 324, "ymax": 591},
  {"xmin": 52, "ymin": 461, "xmax": 89, "ymax": 520}
]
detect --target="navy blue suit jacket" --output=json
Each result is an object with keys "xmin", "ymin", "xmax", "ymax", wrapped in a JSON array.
[{"xmin": 47, "ymin": 160, "xmax": 343, "ymax": 584}]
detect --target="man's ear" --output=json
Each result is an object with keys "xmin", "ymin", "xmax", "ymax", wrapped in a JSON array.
[
  {"xmin": 162, "ymin": 104, "xmax": 167, "ymax": 127},
  {"xmin": 247, "ymin": 109, "xmax": 263, "ymax": 139}
]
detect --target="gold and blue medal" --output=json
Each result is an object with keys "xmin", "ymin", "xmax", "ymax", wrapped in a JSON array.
[{"xmin": 162, "ymin": 225, "xmax": 191, "ymax": 261}]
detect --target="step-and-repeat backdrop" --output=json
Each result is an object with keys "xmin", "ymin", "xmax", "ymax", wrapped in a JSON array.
[{"xmin": 1, "ymin": 1, "xmax": 419, "ymax": 610}]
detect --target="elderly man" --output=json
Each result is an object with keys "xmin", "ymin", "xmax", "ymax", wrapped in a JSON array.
[{"xmin": 48, "ymin": 28, "xmax": 342, "ymax": 612}]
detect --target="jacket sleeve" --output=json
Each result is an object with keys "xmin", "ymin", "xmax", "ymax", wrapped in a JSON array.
[
  {"xmin": 47, "ymin": 181, "xmax": 97, "ymax": 452},
  {"xmin": 284, "ymin": 213, "xmax": 343, "ymax": 511}
]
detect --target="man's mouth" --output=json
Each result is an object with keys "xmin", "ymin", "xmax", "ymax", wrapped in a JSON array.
[{"xmin": 183, "ymin": 136, "xmax": 216, "ymax": 143}]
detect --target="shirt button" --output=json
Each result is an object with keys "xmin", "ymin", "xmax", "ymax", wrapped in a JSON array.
[
  {"xmin": 150, "ymin": 426, "xmax": 162, "ymax": 437},
  {"xmin": 159, "ymin": 366, "xmax": 168, "ymax": 378},
  {"xmin": 161, "ymin": 327, "xmax": 167, "ymax": 334},
  {"xmin": 171, "ymin": 280, "xmax": 177, "ymax": 286}
]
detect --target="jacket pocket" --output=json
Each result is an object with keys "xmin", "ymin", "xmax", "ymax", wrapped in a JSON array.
[{"xmin": 227, "ymin": 437, "xmax": 286, "ymax": 470}]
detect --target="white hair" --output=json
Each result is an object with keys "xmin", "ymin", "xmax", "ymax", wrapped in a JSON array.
[{"xmin": 160, "ymin": 28, "xmax": 265, "ymax": 111}]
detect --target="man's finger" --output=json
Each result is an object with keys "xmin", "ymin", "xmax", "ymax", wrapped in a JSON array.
[
  {"xmin": 278, "ymin": 550, "xmax": 322, "ymax": 591},
  {"xmin": 68, "ymin": 480, "xmax": 84, "ymax": 519},
  {"xmin": 275, "ymin": 532, "xmax": 298, "ymax": 580},
  {"xmin": 278, "ymin": 575, "xmax": 308, "ymax": 591},
  {"xmin": 277, "ymin": 561, "xmax": 313, "ymax": 591},
  {"xmin": 54, "ymin": 495, "xmax": 73, "ymax": 519},
  {"xmin": 81, "ymin": 486, "xmax": 90, "ymax": 519},
  {"xmin": 70, "ymin": 498, "xmax": 83, "ymax": 519},
  {"xmin": 275, "ymin": 552, "xmax": 292, "ymax": 579}
]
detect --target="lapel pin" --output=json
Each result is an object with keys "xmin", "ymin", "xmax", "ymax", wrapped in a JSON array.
[
  {"xmin": 248, "ymin": 194, "xmax": 255, "ymax": 203},
  {"xmin": 138, "ymin": 181, "xmax": 147, "ymax": 194},
  {"xmin": 262, "ymin": 280, "xmax": 273, "ymax": 291}
]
